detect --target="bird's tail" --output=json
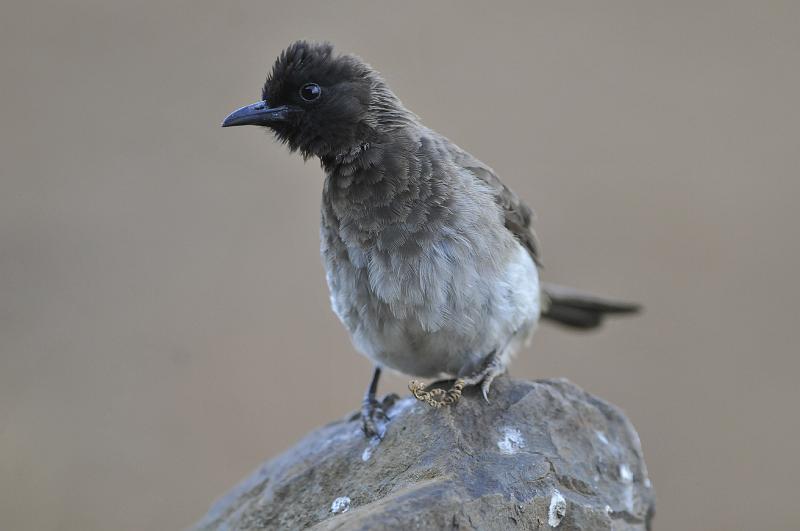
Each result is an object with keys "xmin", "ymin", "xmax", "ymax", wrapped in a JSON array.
[{"xmin": 540, "ymin": 282, "xmax": 641, "ymax": 330}]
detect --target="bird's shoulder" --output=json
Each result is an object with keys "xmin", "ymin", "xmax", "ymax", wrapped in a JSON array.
[{"xmin": 431, "ymin": 133, "xmax": 542, "ymax": 266}]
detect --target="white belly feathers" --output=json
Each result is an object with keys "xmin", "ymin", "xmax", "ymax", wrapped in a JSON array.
[{"xmin": 327, "ymin": 237, "xmax": 540, "ymax": 378}]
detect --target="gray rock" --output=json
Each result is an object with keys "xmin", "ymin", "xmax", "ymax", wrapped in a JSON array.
[{"xmin": 194, "ymin": 378, "xmax": 655, "ymax": 530}]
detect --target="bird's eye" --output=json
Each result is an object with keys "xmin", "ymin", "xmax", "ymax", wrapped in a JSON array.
[{"xmin": 299, "ymin": 83, "xmax": 322, "ymax": 102}]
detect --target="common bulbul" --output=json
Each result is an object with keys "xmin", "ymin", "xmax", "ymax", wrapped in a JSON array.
[{"xmin": 222, "ymin": 41, "xmax": 640, "ymax": 438}]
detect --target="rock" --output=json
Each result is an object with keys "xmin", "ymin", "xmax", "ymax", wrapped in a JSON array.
[{"xmin": 193, "ymin": 377, "xmax": 655, "ymax": 530}]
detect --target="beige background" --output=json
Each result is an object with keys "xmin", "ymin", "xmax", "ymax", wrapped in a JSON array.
[{"xmin": 2, "ymin": 1, "xmax": 799, "ymax": 530}]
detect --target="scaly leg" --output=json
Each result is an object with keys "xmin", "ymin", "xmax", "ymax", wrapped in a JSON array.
[
  {"xmin": 361, "ymin": 366, "xmax": 389, "ymax": 439},
  {"xmin": 409, "ymin": 329, "xmax": 521, "ymax": 409},
  {"xmin": 409, "ymin": 349, "xmax": 507, "ymax": 407},
  {"xmin": 459, "ymin": 351, "xmax": 506, "ymax": 402}
]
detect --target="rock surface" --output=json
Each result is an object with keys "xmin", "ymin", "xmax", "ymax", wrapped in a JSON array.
[{"xmin": 194, "ymin": 378, "xmax": 655, "ymax": 530}]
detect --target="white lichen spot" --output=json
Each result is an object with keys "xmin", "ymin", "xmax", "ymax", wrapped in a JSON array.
[
  {"xmin": 497, "ymin": 427, "xmax": 526, "ymax": 455},
  {"xmin": 330, "ymin": 496, "xmax": 351, "ymax": 515},
  {"xmin": 360, "ymin": 445, "xmax": 373, "ymax": 462},
  {"xmin": 644, "ymin": 477, "xmax": 652, "ymax": 488},
  {"xmin": 595, "ymin": 430, "xmax": 610, "ymax": 445},
  {"xmin": 361, "ymin": 436, "xmax": 381, "ymax": 462},
  {"xmin": 548, "ymin": 489, "xmax": 566, "ymax": 527},
  {"xmin": 619, "ymin": 464, "xmax": 635, "ymax": 512},
  {"xmin": 619, "ymin": 463, "xmax": 633, "ymax": 483}
]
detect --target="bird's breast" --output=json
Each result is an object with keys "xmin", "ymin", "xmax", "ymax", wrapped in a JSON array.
[
  {"xmin": 321, "ymin": 210, "xmax": 540, "ymax": 376},
  {"xmin": 318, "ymin": 155, "xmax": 539, "ymax": 376}
]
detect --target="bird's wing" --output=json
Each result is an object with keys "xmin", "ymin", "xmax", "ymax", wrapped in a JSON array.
[{"xmin": 448, "ymin": 144, "xmax": 542, "ymax": 266}]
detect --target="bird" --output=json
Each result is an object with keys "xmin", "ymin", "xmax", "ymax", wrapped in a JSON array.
[{"xmin": 222, "ymin": 41, "xmax": 640, "ymax": 438}]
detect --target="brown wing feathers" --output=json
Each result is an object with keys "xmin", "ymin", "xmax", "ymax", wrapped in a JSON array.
[{"xmin": 453, "ymin": 145, "xmax": 641, "ymax": 329}]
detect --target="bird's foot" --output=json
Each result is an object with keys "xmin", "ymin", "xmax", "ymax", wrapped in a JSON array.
[
  {"xmin": 409, "ymin": 378, "xmax": 465, "ymax": 408},
  {"xmin": 361, "ymin": 394, "xmax": 395, "ymax": 439},
  {"xmin": 460, "ymin": 354, "xmax": 506, "ymax": 402}
]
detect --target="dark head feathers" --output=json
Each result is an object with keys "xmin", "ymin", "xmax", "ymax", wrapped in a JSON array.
[
  {"xmin": 260, "ymin": 41, "xmax": 416, "ymax": 159},
  {"xmin": 264, "ymin": 42, "xmax": 356, "ymax": 104}
]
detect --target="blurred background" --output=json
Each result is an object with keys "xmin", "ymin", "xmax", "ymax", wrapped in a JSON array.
[{"xmin": 2, "ymin": 1, "xmax": 799, "ymax": 529}]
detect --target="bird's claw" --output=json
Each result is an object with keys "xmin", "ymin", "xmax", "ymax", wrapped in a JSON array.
[
  {"xmin": 361, "ymin": 398, "xmax": 389, "ymax": 439},
  {"xmin": 480, "ymin": 372, "xmax": 497, "ymax": 403},
  {"xmin": 460, "ymin": 353, "xmax": 505, "ymax": 403}
]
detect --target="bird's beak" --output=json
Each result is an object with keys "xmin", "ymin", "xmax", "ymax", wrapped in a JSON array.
[{"xmin": 221, "ymin": 101, "xmax": 293, "ymax": 127}]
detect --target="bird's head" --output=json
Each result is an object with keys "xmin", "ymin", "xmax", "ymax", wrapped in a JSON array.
[{"xmin": 222, "ymin": 41, "xmax": 413, "ymax": 159}]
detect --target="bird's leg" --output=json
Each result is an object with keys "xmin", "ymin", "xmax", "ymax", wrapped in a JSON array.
[
  {"xmin": 459, "ymin": 350, "xmax": 506, "ymax": 402},
  {"xmin": 361, "ymin": 366, "xmax": 389, "ymax": 439},
  {"xmin": 409, "ymin": 346, "xmax": 510, "ymax": 408}
]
